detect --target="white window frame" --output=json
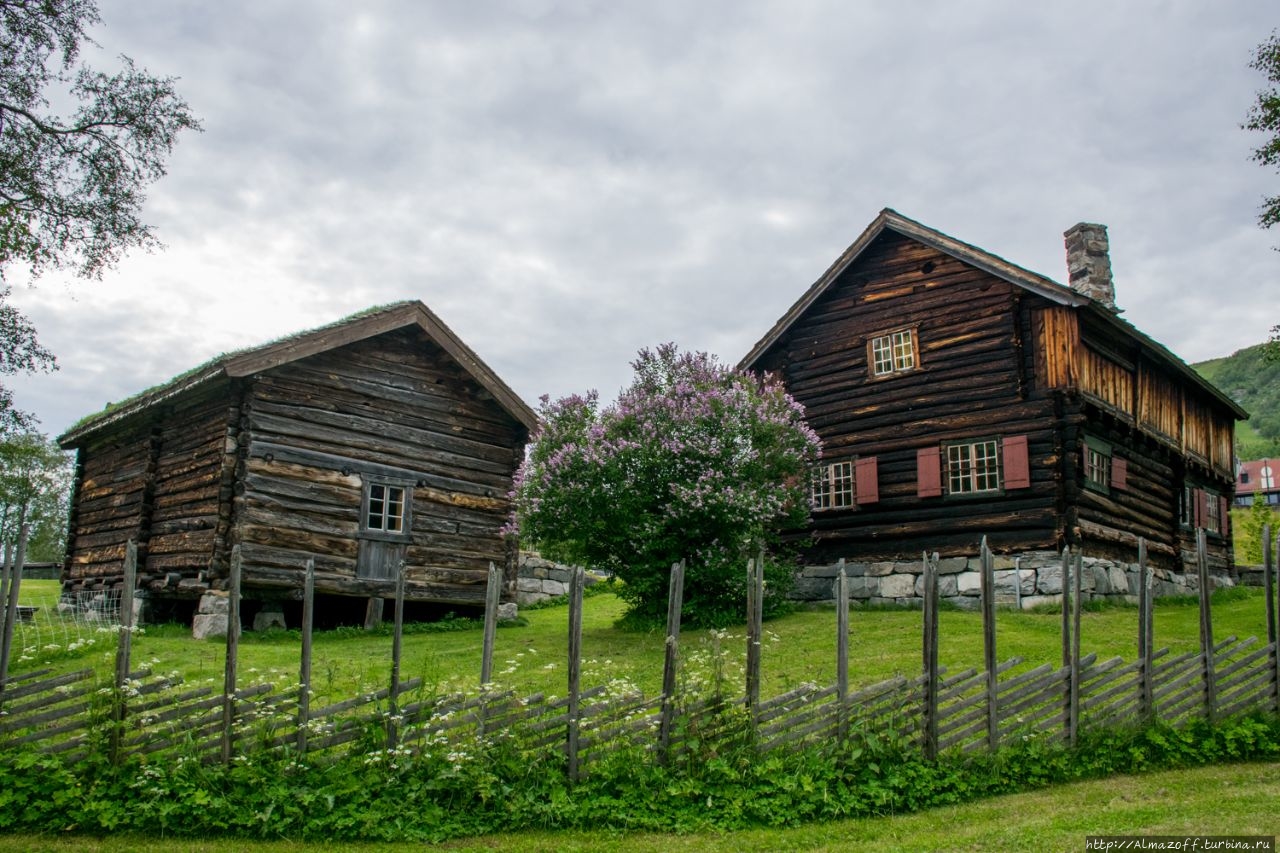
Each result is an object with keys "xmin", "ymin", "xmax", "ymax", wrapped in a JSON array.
[
  {"xmin": 363, "ymin": 481, "xmax": 410, "ymax": 536},
  {"xmin": 1083, "ymin": 436, "xmax": 1111, "ymax": 493},
  {"xmin": 811, "ymin": 460, "xmax": 855, "ymax": 511},
  {"xmin": 945, "ymin": 439, "xmax": 1001, "ymax": 495},
  {"xmin": 1205, "ymin": 489, "xmax": 1222, "ymax": 535},
  {"xmin": 868, "ymin": 328, "xmax": 918, "ymax": 378}
]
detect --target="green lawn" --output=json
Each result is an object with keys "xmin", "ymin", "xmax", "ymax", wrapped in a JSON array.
[
  {"xmin": 12, "ymin": 579, "xmax": 1275, "ymax": 708},
  {"xmin": 0, "ymin": 759, "xmax": 1275, "ymax": 852}
]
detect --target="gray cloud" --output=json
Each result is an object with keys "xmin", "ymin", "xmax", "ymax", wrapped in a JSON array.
[{"xmin": 9, "ymin": 0, "xmax": 1278, "ymax": 438}]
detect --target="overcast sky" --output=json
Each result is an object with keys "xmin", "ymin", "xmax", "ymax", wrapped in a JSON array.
[{"xmin": 8, "ymin": 0, "xmax": 1279, "ymax": 439}]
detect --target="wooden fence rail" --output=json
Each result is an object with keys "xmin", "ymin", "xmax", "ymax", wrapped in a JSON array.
[{"xmin": 0, "ymin": 529, "xmax": 1277, "ymax": 776}]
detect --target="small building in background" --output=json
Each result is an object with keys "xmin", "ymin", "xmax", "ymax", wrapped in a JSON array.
[
  {"xmin": 1235, "ymin": 459, "xmax": 1280, "ymax": 507},
  {"xmin": 57, "ymin": 301, "xmax": 535, "ymax": 628},
  {"xmin": 741, "ymin": 210, "xmax": 1245, "ymax": 606}
]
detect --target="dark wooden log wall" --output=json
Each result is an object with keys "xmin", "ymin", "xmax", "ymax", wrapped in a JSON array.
[
  {"xmin": 1065, "ymin": 323, "xmax": 1235, "ymax": 571},
  {"xmin": 141, "ymin": 392, "xmax": 231, "ymax": 583},
  {"xmin": 757, "ymin": 232, "xmax": 1063, "ymax": 561},
  {"xmin": 1066, "ymin": 402, "xmax": 1183, "ymax": 566},
  {"xmin": 63, "ymin": 390, "xmax": 232, "ymax": 593},
  {"xmin": 63, "ymin": 432, "xmax": 153, "ymax": 587},
  {"xmin": 233, "ymin": 328, "xmax": 525, "ymax": 606}
]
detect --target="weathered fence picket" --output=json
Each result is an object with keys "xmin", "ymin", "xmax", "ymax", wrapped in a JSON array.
[
  {"xmin": 220, "ymin": 545, "xmax": 243, "ymax": 764},
  {"xmin": 1, "ymin": 530, "xmax": 1278, "ymax": 779}
]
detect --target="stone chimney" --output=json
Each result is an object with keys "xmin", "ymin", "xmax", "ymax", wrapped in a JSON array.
[{"xmin": 1063, "ymin": 222, "xmax": 1116, "ymax": 310}]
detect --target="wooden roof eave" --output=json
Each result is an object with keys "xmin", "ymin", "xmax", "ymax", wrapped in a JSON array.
[
  {"xmin": 223, "ymin": 303, "xmax": 537, "ymax": 431},
  {"xmin": 60, "ymin": 300, "xmax": 539, "ymax": 449},
  {"xmin": 737, "ymin": 208, "xmax": 1248, "ymax": 424},
  {"xmin": 58, "ymin": 365, "xmax": 228, "ymax": 448},
  {"xmin": 1079, "ymin": 303, "xmax": 1249, "ymax": 422},
  {"xmin": 737, "ymin": 208, "xmax": 1087, "ymax": 371}
]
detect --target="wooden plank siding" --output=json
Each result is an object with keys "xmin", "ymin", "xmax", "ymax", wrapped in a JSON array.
[
  {"xmin": 756, "ymin": 232, "xmax": 1063, "ymax": 561},
  {"xmin": 232, "ymin": 328, "xmax": 525, "ymax": 606}
]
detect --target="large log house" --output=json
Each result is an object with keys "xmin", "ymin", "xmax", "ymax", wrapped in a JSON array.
[
  {"xmin": 58, "ymin": 301, "xmax": 536, "ymax": 626},
  {"xmin": 741, "ymin": 210, "xmax": 1245, "ymax": 584}
]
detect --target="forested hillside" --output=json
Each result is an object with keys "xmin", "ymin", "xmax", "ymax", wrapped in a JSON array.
[{"xmin": 1194, "ymin": 343, "xmax": 1280, "ymax": 459}]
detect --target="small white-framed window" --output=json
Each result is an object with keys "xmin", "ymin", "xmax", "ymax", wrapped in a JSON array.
[
  {"xmin": 1205, "ymin": 490, "xmax": 1222, "ymax": 535},
  {"xmin": 364, "ymin": 481, "xmax": 409, "ymax": 534},
  {"xmin": 811, "ymin": 460, "xmax": 855, "ymax": 511},
  {"xmin": 868, "ymin": 328, "xmax": 917, "ymax": 377},
  {"xmin": 1083, "ymin": 436, "xmax": 1111, "ymax": 493},
  {"xmin": 945, "ymin": 439, "xmax": 1001, "ymax": 494},
  {"xmin": 1179, "ymin": 484, "xmax": 1194, "ymax": 528}
]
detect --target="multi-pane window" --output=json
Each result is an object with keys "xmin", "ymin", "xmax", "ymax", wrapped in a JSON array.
[
  {"xmin": 365, "ymin": 482, "xmax": 407, "ymax": 533},
  {"xmin": 811, "ymin": 461, "xmax": 855, "ymax": 511},
  {"xmin": 869, "ymin": 328, "xmax": 917, "ymax": 377},
  {"xmin": 946, "ymin": 440, "xmax": 1001, "ymax": 494},
  {"xmin": 1083, "ymin": 437, "xmax": 1111, "ymax": 492},
  {"xmin": 1205, "ymin": 490, "xmax": 1222, "ymax": 534},
  {"xmin": 1180, "ymin": 485, "xmax": 1194, "ymax": 528}
]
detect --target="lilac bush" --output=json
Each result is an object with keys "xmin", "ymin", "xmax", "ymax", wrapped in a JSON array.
[{"xmin": 510, "ymin": 343, "xmax": 821, "ymax": 626}]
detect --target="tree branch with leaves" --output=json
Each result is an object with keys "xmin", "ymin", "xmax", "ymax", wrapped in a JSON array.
[{"xmin": 0, "ymin": 0, "xmax": 200, "ymax": 430}]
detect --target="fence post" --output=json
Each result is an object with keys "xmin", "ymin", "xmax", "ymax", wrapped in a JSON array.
[
  {"xmin": 1060, "ymin": 547, "xmax": 1072, "ymax": 745},
  {"xmin": 221, "ymin": 544, "xmax": 243, "ymax": 765},
  {"xmin": 1196, "ymin": 528, "xmax": 1216, "ymax": 724},
  {"xmin": 1265, "ymin": 524, "xmax": 1279, "ymax": 714},
  {"xmin": 387, "ymin": 559, "xmax": 406, "ymax": 751},
  {"xmin": 1137, "ymin": 539, "xmax": 1154, "ymax": 719},
  {"xmin": 0, "ymin": 526, "xmax": 29, "ymax": 702},
  {"xmin": 836, "ymin": 558, "xmax": 849, "ymax": 745},
  {"xmin": 480, "ymin": 562, "xmax": 501, "ymax": 686},
  {"xmin": 745, "ymin": 551, "xmax": 763, "ymax": 723},
  {"xmin": 921, "ymin": 551, "xmax": 939, "ymax": 760},
  {"xmin": 0, "ymin": 542, "xmax": 12, "ymax": 678},
  {"xmin": 109, "ymin": 538, "xmax": 138, "ymax": 764},
  {"xmin": 567, "ymin": 565, "xmax": 584, "ymax": 783},
  {"xmin": 1069, "ymin": 548, "xmax": 1082, "ymax": 746},
  {"xmin": 980, "ymin": 537, "xmax": 998, "ymax": 752},
  {"xmin": 297, "ymin": 558, "xmax": 314, "ymax": 755},
  {"xmin": 658, "ymin": 560, "xmax": 685, "ymax": 765}
]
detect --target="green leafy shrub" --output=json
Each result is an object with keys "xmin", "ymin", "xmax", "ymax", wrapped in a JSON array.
[
  {"xmin": 1, "ymin": 709, "xmax": 1276, "ymax": 841},
  {"xmin": 510, "ymin": 343, "xmax": 820, "ymax": 628}
]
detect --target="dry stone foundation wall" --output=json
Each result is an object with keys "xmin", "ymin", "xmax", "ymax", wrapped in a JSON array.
[
  {"xmin": 790, "ymin": 550, "xmax": 1235, "ymax": 609},
  {"xmin": 516, "ymin": 553, "xmax": 605, "ymax": 605}
]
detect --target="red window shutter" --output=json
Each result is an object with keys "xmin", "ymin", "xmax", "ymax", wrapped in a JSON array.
[
  {"xmin": 1003, "ymin": 435, "xmax": 1030, "ymax": 490},
  {"xmin": 856, "ymin": 456, "xmax": 879, "ymax": 504},
  {"xmin": 1111, "ymin": 456, "xmax": 1127, "ymax": 491},
  {"xmin": 917, "ymin": 446, "xmax": 942, "ymax": 498},
  {"xmin": 1220, "ymin": 496, "xmax": 1230, "ymax": 535}
]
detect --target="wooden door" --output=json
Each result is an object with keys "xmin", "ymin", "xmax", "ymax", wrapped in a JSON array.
[{"xmin": 357, "ymin": 538, "xmax": 405, "ymax": 581}]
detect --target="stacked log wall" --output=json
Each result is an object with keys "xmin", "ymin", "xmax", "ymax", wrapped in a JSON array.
[
  {"xmin": 62, "ymin": 432, "xmax": 152, "ymax": 588},
  {"xmin": 142, "ymin": 391, "xmax": 232, "ymax": 584},
  {"xmin": 758, "ymin": 232, "xmax": 1063, "ymax": 562},
  {"xmin": 233, "ymin": 328, "xmax": 526, "ymax": 606},
  {"xmin": 1068, "ymin": 402, "xmax": 1182, "ymax": 568}
]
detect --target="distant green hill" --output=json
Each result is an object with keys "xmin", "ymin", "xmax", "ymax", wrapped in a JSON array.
[{"xmin": 1193, "ymin": 343, "xmax": 1280, "ymax": 460}]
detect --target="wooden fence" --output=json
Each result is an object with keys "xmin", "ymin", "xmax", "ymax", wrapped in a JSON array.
[{"xmin": 0, "ymin": 527, "xmax": 1277, "ymax": 777}]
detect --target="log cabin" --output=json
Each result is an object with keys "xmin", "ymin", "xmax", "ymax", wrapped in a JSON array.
[
  {"xmin": 57, "ymin": 301, "xmax": 536, "ymax": 625},
  {"xmin": 740, "ymin": 209, "xmax": 1245, "ymax": 585}
]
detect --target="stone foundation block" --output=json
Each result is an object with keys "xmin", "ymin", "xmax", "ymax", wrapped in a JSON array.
[
  {"xmin": 253, "ymin": 610, "xmax": 286, "ymax": 632},
  {"xmin": 192, "ymin": 612, "xmax": 228, "ymax": 640},
  {"xmin": 879, "ymin": 573, "xmax": 917, "ymax": 599}
]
